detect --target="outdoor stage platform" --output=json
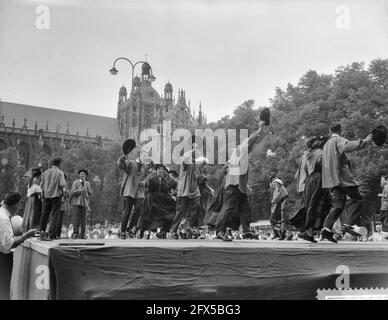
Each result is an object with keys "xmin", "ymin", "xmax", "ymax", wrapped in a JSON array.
[{"xmin": 11, "ymin": 239, "xmax": 388, "ymax": 300}]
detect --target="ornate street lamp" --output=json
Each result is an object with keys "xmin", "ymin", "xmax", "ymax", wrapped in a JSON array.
[{"xmin": 109, "ymin": 57, "xmax": 156, "ymax": 87}]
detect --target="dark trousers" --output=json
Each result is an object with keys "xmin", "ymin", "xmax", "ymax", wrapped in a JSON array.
[
  {"xmin": 215, "ymin": 186, "xmax": 251, "ymax": 233},
  {"xmin": 171, "ymin": 196, "xmax": 201, "ymax": 233},
  {"xmin": 72, "ymin": 206, "xmax": 87, "ymax": 238},
  {"xmin": 56, "ymin": 210, "xmax": 64, "ymax": 238},
  {"xmin": 381, "ymin": 210, "xmax": 388, "ymax": 231},
  {"xmin": 323, "ymin": 186, "xmax": 363, "ymax": 230},
  {"xmin": 121, "ymin": 197, "xmax": 143, "ymax": 233},
  {"xmin": 39, "ymin": 197, "xmax": 62, "ymax": 237},
  {"xmin": 0, "ymin": 253, "xmax": 13, "ymax": 300},
  {"xmin": 32, "ymin": 195, "xmax": 42, "ymax": 228}
]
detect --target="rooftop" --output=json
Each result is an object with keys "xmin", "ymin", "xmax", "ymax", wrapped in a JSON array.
[{"xmin": 0, "ymin": 101, "xmax": 120, "ymax": 140}]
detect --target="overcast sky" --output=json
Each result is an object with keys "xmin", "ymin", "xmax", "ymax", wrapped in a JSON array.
[{"xmin": 0, "ymin": 0, "xmax": 388, "ymax": 122}]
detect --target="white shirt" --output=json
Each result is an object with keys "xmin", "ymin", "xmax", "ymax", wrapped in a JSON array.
[
  {"xmin": 0, "ymin": 206, "xmax": 15, "ymax": 254},
  {"xmin": 368, "ymin": 231, "xmax": 388, "ymax": 242}
]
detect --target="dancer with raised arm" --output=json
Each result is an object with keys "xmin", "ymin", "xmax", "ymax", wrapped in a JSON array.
[
  {"xmin": 214, "ymin": 108, "xmax": 270, "ymax": 241},
  {"xmin": 321, "ymin": 123, "xmax": 372, "ymax": 243}
]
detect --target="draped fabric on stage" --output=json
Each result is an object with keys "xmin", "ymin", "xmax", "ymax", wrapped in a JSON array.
[{"xmin": 40, "ymin": 242, "xmax": 388, "ymax": 300}]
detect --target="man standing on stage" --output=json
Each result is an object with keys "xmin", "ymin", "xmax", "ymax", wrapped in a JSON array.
[
  {"xmin": 39, "ymin": 157, "xmax": 67, "ymax": 241},
  {"xmin": 70, "ymin": 169, "xmax": 92, "ymax": 239},
  {"xmin": 0, "ymin": 192, "xmax": 36, "ymax": 299},
  {"xmin": 215, "ymin": 120, "xmax": 267, "ymax": 241},
  {"xmin": 118, "ymin": 148, "xmax": 147, "ymax": 239},
  {"xmin": 321, "ymin": 123, "xmax": 372, "ymax": 243},
  {"xmin": 170, "ymin": 140, "xmax": 202, "ymax": 239}
]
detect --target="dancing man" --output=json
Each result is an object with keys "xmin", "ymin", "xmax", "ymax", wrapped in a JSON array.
[
  {"xmin": 214, "ymin": 118, "xmax": 268, "ymax": 241},
  {"xmin": 290, "ymin": 136, "xmax": 331, "ymax": 242},
  {"xmin": 118, "ymin": 148, "xmax": 147, "ymax": 239},
  {"xmin": 170, "ymin": 139, "xmax": 202, "ymax": 239},
  {"xmin": 321, "ymin": 123, "xmax": 372, "ymax": 243},
  {"xmin": 139, "ymin": 164, "xmax": 176, "ymax": 238}
]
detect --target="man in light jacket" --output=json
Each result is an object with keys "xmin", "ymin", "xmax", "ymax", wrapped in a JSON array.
[
  {"xmin": 118, "ymin": 148, "xmax": 147, "ymax": 239},
  {"xmin": 321, "ymin": 123, "xmax": 372, "ymax": 243},
  {"xmin": 70, "ymin": 169, "xmax": 92, "ymax": 239}
]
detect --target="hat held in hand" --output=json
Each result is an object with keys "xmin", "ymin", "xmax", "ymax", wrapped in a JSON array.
[
  {"xmin": 259, "ymin": 107, "xmax": 270, "ymax": 126},
  {"xmin": 122, "ymin": 139, "xmax": 136, "ymax": 155},
  {"xmin": 371, "ymin": 125, "xmax": 387, "ymax": 147}
]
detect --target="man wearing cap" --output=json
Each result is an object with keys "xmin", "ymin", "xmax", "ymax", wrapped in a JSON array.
[
  {"xmin": 0, "ymin": 192, "xmax": 36, "ymax": 299},
  {"xmin": 215, "ymin": 120, "xmax": 267, "ymax": 241},
  {"xmin": 39, "ymin": 157, "xmax": 67, "ymax": 240},
  {"xmin": 118, "ymin": 148, "xmax": 147, "ymax": 239},
  {"xmin": 139, "ymin": 164, "xmax": 176, "ymax": 237},
  {"xmin": 321, "ymin": 123, "xmax": 373, "ymax": 243},
  {"xmin": 70, "ymin": 169, "xmax": 92, "ymax": 239}
]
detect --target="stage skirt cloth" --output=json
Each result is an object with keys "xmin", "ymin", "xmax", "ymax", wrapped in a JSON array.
[
  {"xmin": 0, "ymin": 252, "xmax": 13, "ymax": 300},
  {"xmin": 139, "ymin": 191, "xmax": 176, "ymax": 232},
  {"xmin": 289, "ymin": 172, "xmax": 331, "ymax": 232},
  {"xmin": 22, "ymin": 194, "xmax": 42, "ymax": 232}
]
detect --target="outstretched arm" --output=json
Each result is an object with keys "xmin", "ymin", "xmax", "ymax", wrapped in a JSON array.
[{"xmin": 337, "ymin": 134, "xmax": 372, "ymax": 153}]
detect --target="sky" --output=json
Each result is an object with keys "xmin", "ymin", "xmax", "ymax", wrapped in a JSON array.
[{"xmin": 0, "ymin": 0, "xmax": 388, "ymax": 122}]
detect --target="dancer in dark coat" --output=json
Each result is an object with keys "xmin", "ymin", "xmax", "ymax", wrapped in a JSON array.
[
  {"xmin": 290, "ymin": 136, "xmax": 331, "ymax": 242},
  {"xmin": 139, "ymin": 164, "xmax": 176, "ymax": 237}
]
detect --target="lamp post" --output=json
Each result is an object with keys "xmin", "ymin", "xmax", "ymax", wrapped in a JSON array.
[
  {"xmin": 109, "ymin": 57, "xmax": 156, "ymax": 140},
  {"xmin": 109, "ymin": 57, "xmax": 156, "ymax": 88}
]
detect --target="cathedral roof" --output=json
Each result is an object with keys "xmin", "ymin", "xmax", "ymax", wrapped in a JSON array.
[{"xmin": 0, "ymin": 101, "xmax": 120, "ymax": 140}]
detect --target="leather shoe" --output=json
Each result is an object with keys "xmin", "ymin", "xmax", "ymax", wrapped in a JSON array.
[
  {"xmin": 299, "ymin": 232, "xmax": 317, "ymax": 243},
  {"xmin": 321, "ymin": 229, "xmax": 338, "ymax": 243},
  {"xmin": 216, "ymin": 232, "xmax": 233, "ymax": 242},
  {"xmin": 242, "ymin": 232, "xmax": 259, "ymax": 240}
]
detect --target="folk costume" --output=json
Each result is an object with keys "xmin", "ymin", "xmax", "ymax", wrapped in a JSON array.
[
  {"xmin": 118, "ymin": 155, "xmax": 146, "ymax": 238},
  {"xmin": 139, "ymin": 165, "xmax": 176, "ymax": 234}
]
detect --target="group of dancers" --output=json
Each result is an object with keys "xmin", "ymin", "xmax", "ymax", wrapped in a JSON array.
[
  {"xmin": 118, "ymin": 109, "xmax": 272, "ymax": 241},
  {"xmin": 119, "ymin": 112, "xmax": 386, "ymax": 243}
]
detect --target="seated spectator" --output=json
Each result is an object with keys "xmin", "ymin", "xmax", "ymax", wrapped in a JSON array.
[{"xmin": 367, "ymin": 224, "xmax": 388, "ymax": 242}]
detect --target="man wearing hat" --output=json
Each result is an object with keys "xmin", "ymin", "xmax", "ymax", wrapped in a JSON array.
[
  {"xmin": 117, "ymin": 147, "xmax": 148, "ymax": 239},
  {"xmin": 138, "ymin": 163, "xmax": 176, "ymax": 237},
  {"xmin": 70, "ymin": 169, "xmax": 92, "ymax": 239},
  {"xmin": 321, "ymin": 123, "xmax": 373, "ymax": 243},
  {"xmin": 0, "ymin": 192, "xmax": 36, "ymax": 299},
  {"xmin": 39, "ymin": 157, "xmax": 67, "ymax": 240},
  {"xmin": 215, "ymin": 119, "xmax": 267, "ymax": 241}
]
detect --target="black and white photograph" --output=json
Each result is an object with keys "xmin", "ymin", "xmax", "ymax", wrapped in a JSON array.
[{"xmin": 1, "ymin": 0, "xmax": 388, "ymax": 304}]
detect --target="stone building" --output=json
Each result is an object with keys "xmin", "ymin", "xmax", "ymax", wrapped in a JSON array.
[{"xmin": 117, "ymin": 62, "xmax": 206, "ymax": 140}]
